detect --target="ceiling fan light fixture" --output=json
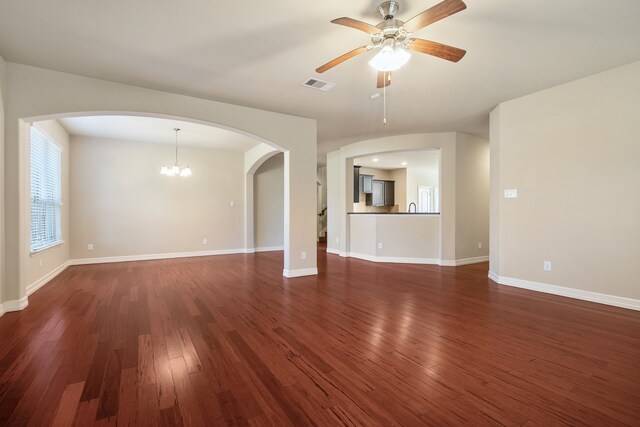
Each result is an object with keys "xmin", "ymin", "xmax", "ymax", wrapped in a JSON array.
[{"xmin": 369, "ymin": 44, "xmax": 410, "ymax": 72}]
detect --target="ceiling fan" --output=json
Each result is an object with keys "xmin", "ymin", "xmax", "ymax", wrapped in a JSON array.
[{"xmin": 316, "ymin": 0, "xmax": 467, "ymax": 88}]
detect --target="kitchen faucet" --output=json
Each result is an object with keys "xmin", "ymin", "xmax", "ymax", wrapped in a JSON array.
[{"xmin": 408, "ymin": 202, "xmax": 417, "ymax": 213}]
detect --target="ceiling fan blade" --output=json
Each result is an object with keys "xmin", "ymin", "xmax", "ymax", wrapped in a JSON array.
[
  {"xmin": 403, "ymin": 0, "xmax": 466, "ymax": 34},
  {"xmin": 377, "ymin": 71, "xmax": 391, "ymax": 88},
  {"xmin": 316, "ymin": 46, "xmax": 369, "ymax": 73},
  {"xmin": 408, "ymin": 38, "xmax": 466, "ymax": 62},
  {"xmin": 331, "ymin": 17, "xmax": 381, "ymax": 34}
]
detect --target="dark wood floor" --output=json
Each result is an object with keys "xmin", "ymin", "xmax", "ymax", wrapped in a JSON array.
[{"xmin": 1, "ymin": 247, "xmax": 639, "ymax": 426}]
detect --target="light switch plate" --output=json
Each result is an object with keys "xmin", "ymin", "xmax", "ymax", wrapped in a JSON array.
[{"xmin": 504, "ymin": 189, "xmax": 518, "ymax": 198}]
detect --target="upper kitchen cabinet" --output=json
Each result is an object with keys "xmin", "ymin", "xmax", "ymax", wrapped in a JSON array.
[
  {"xmin": 360, "ymin": 174, "xmax": 373, "ymax": 194},
  {"xmin": 384, "ymin": 180, "xmax": 395, "ymax": 206},
  {"xmin": 372, "ymin": 180, "xmax": 395, "ymax": 206}
]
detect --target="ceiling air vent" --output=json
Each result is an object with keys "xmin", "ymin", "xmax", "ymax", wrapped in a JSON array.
[{"xmin": 303, "ymin": 78, "xmax": 336, "ymax": 92}]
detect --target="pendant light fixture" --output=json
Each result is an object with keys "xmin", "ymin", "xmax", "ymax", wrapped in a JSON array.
[{"xmin": 161, "ymin": 128, "xmax": 192, "ymax": 177}]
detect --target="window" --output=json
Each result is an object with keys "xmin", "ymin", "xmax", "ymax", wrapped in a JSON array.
[{"xmin": 30, "ymin": 127, "xmax": 62, "ymax": 252}]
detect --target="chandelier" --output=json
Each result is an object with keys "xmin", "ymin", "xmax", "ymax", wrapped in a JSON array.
[{"xmin": 161, "ymin": 128, "xmax": 192, "ymax": 177}]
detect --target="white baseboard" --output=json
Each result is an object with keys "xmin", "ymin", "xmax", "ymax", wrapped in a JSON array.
[
  {"xmin": 326, "ymin": 247, "xmax": 340, "ymax": 256},
  {"xmin": 348, "ymin": 252, "xmax": 440, "ymax": 265},
  {"xmin": 69, "ymin": 248, "xmax": 248, "ymax": 265},
  {"xmin": 489, "ymin": 272, "xmax": 640, "ymax": 312},
  {"xmin": 254, "ymin": 246, "xmax": 284, "ymax": 253},
  {"xmin": 440, "ymin": 256, "xmax": 490, "ymax": 267},
  {"xmin": 26, "ymin": 261, "xmax": 71, "ymax": 296},
  {"xmin": 345, "ymin": 253, "xmax": 488, "ymax": 266},
  {"xmin": 0, "ymin": 261, "xmax": 70, "ymax": 317},
  {"xmin": 283, "ymin": 268, "xmax": 318, "ymax": 278},
  {"xmin": 0, "ymin": 296, "xmax": 29, "ymax": 317}
]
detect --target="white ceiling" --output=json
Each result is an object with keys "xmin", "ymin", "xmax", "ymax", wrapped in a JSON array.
[
  {"xmin": 354, "ymin": 149, "xmax": 439, "ymax": 169},
  {"xmin": 1, "ymin": 0, "xmax": 639, "ymax": 162},
  {"xmin": 58, "ymin": 115, "xmax": 260, "ymax": 151}
]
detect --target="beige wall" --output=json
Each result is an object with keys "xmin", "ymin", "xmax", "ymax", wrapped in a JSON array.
[
  {"xmin": 455, "ymin": 133, "xmax": 489, "ymax": 260},
  {"xmin": 24, "ymin": 120, "xmax": 70, "ymax": 288},
  {"xmin": 326, "ymin": 151, "xmax": 341, "ymax": 253},
  {"xmin": 349, "ymin": 214, "xmax": 440, "ymax": 261},
  {"xmin": 317, "ymin": 166, "xmax": 327, "ymax": 237},
  {"xmin": 0, "ymin": 56, "xmax": 5, "ymax": 306},
  {"xmin": 390, "ymin": 168, "xmax": 406, "ymax": 212},
  {"xmin": 254, "ymin": 152, "xmax": 284, "ymax": 250},
  {"xmin": 69, "ymin": 136, "xmax": 245, "ymax": 259},
  {"xmin": 358, "ymin": 167, "xmax": 391, "ymax": 180},
  {"xmin": 2, "ymin": 61, "xmax": 316, "ymax": 307},
  {"xmin": 328, "ymin": 132, "xmax": 488, "ymax": 264},
  {"xmin": 490, "ymin": 60, "xmax": 640, "ymax": 301}
]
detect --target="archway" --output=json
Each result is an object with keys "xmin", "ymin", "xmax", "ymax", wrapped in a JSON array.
[{"xmin": 1, "ymin": 63, "xmax": 317, "ymax": 311}]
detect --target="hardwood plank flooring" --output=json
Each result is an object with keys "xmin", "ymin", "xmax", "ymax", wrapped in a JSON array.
[{"xmin": 1, "ymin": 247, "xmax": 639, "ymax": 425}]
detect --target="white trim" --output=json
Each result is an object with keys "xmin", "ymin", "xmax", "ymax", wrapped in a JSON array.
[
  {"xmin": 442, "ymin": 256, "xmax": 490, "ymax": 266},
  {"xmin": 0, "ymin": 261, "xmax": 70, "ymax": 317},
  {"xmin": 349, "ymin": 252, "xmax": 440, "ymax": 265},
  {"xmin": 326, "ymin": 247, "xmax": 341, "ymax": 256},
  {"xmin": 283, "ymin": 268, "xmax": 318, "ymax": 278},
  {"xmin": 490, "ymin": 273, "xmax": 640, "ymax": 312},
  {"xmin": 254, "ymin": 246, "xmax": 284, "ymax": 253},
  {"xmin": 30, "ymin": 239, "xmax": 65, "ymax": 256},
  {"xmin": 0, "ymin": 296, "xmax": 29, "ymax": 317},
  {"xmin": 342, "ymin": 253, "xmax": 488, "ymax": 266},
  {"xmin": 488, "ymin": 271, "xmax": 499, "ymax": 282},
  {"xmin": 70, "ymin": 248, "xmax": 247, "ymax": 265},
  {"xmin": 26, "ymin": 261, "xmax": 70, "ymax": 296}
]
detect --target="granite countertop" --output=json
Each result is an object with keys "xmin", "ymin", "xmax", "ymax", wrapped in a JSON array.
[{"xmin": 348, "ymin": 212, "xmax": 440, "ymax": 215}]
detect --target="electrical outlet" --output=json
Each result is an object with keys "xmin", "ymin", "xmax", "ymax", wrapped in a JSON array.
[
  {"xmin": 229, "ymin": 201, "xmax": 235, "ymax": 207},
  {"xmin": 202, "ymin": 238, "xmax": 208, "ymax": 245},
  {"xmin": 378, "ymin": 242, "xmax": 383, "ymax": 249},
  {"xmin": 39, "ymin": 258, "xmax": 43, "ymax": 268},
  {"xmin": 301, "ymin": 251, "xmax": 307, "ymax": 260},
  {"xmin": 335, "ymin": 237, "xmax": 339, "ymax": 244},
  {"xmin": 544, "ymin": 261, "xmax": 552, "ymax": 271},
  {"xmin": 88, "ymin": 244, "xmax": 94, "ymax": 251},
  {"xmin": 478, "ymin": 242, "xmax": 482, "ymax": 249}
]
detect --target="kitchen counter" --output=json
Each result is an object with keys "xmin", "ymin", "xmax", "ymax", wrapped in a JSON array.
[{"xmin": 348, "ymin": 213, "xmax": 440, "ymax": 263}]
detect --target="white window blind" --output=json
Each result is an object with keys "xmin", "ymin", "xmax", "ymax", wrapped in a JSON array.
[{"xmin": 30, "ymin": 127, "xmax": 62, "ymax": 252}]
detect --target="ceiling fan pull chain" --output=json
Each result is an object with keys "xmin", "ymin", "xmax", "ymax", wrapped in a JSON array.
[{"xmin": 383, "ymin": 71, "xmax": 387, "ymax": 125}]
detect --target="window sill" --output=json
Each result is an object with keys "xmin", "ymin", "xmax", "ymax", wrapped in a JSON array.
[{"xmin": 30, "ymin": 240, "xmax": 64, "ymax": 256}]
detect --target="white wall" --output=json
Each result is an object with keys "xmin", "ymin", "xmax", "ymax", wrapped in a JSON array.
[
  {"xmin": 24, "ymin": 120, "xmax": 70, "ymax": 290},
  {"xmin": 406, "ymin": 157, "xmax": 439, "ymax": 211},
  {"xmin": 1, "ymin": 62, "xmax": 317, "ymax": 309},
  {"xmin": 254, "ymin": 152, "xmax": 284, "ymax": 250},
  {"xmin": 490, "ymin": 60, "xmax": 640, "ymax": 307},
  {"xmin": 69, "ymin": 136, "xmax": 245, "ymax": 259}
]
